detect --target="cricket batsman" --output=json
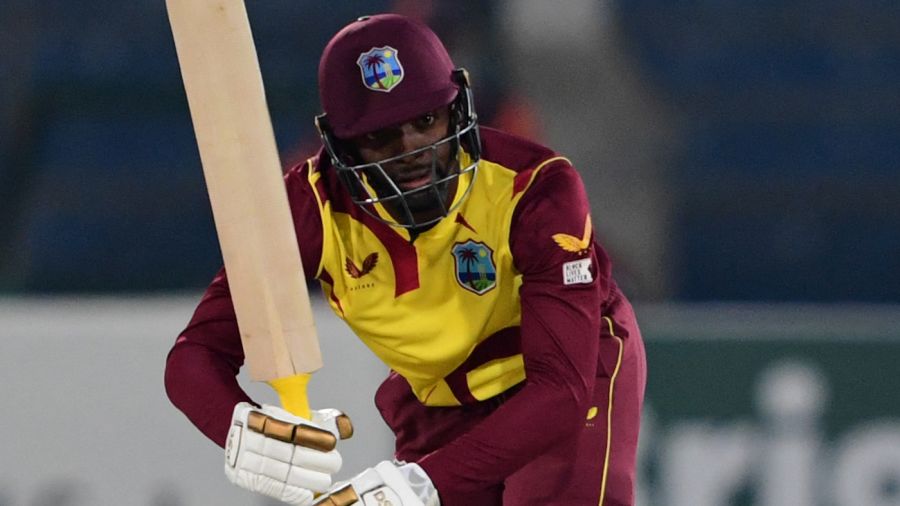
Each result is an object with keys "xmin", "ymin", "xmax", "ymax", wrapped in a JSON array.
[{"xmin": 165, "ymin": 13, "xmax": 646, "ymax": 506}]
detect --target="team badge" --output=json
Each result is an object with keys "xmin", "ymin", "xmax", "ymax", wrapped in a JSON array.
[
  {"xmin": 451, "ymin": 240, "xmax": 496, "ymax": 295},
  {"xmin": 357, "ymin": 46, "xmax": 404, "ymax": 92}
]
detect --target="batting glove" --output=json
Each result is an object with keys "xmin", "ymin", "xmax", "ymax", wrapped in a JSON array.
[
  {"xmin": 225, "ymin": 402, "xmax": 353, "ymax": 505},
  {"xmin": 314, "ymin": 460, "xmax": 439, "ymax": 506}
]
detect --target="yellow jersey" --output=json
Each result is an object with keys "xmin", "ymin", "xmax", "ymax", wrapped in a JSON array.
[{"xmin": 289, "ymin": 127, "xmax": 603, "ymax": 406}]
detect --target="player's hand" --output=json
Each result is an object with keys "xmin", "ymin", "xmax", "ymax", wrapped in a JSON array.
[
  {"xmin": 224, "ymin": 402, "xmax": 354, "ymax": 505},
  {"xmin": 313, "ymin": 460, "xmax": 439, "ymax": 506}
]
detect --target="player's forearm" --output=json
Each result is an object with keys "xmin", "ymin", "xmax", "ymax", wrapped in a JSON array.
[{"xmin": 165, "ymin": 338, "xmax": 253, "ymax": 447}]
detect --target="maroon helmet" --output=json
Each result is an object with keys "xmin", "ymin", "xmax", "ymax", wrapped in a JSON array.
[{"xmin": 315, "ymin": 14, "xmax": 481, "ymax": 229}]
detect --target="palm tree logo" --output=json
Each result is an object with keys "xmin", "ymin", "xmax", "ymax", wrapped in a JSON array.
[
  {"xmin": 363, "ymin": 53, "xmax": 387, "ymax": 90},
  {"xmin": 357, "ymin": 46, "xmax": 404, "ymax": 92},
  {"xmin": 451, "ymin": 240, "xmax": 497, "ymax": 295},
  {"xmin": 458, "ymin": 247, "xmax": 478, "ymax": 286}
]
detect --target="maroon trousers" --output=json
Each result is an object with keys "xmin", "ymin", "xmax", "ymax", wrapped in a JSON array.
[{"xmin": 374, "ymin": 322, "xmax": 646, "ymax": 506}]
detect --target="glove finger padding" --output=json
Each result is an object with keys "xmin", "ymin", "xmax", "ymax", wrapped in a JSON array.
[
  {"xmin": 314, "ymin": 461, "xmax": 439, "ymax": 506},
  {"xmin": 225, "ymin": 402, "xmax": 349, "ymax": 504},
  {"xmin": 256, "ymin": 404, "xmax": 353, "ymax": 451},
  {"xmin": 242, "ymin": 429, "xmax": 340, "ymax": 481},
  {"xmin": 312, "ymin": 408, "xmax": 354, "ymax": 441}
]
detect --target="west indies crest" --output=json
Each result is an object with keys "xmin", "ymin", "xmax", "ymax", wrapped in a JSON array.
[
  {"xmin": 451, "ymin": 240, "xmax": 496, "ymax": 295},
  {"xmin": 357, "ymin": 46, "xmax": 404, "ymax": 92}
]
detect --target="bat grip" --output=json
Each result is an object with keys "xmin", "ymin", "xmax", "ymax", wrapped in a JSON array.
[{"xmin": 267, "ymin": 373, "xmax": 312, "ymax": 420}]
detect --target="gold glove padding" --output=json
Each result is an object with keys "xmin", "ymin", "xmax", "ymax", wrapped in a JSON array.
[
  {"xmin": 247, "ymin": 410, "xmax": 353, "ymax": 452},
  {"xmin": 314, "ymin": 485, "xmax": 359, "ymax": 506}
]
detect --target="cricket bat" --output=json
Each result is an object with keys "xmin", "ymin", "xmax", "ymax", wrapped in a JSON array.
[{"xmin": 167, "ymin": 0, "xmax": 322, "ymax": 418}]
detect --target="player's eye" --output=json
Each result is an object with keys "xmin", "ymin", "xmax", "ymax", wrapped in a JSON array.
[{"xmin": 417, "ymin": 112, "xmax": 436, "ymax": 128}]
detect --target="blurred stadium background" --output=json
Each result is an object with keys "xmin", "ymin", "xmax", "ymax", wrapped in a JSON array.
[{"xmin": 2, "ymin": 0, "xmax": 899, "ymax": 504}]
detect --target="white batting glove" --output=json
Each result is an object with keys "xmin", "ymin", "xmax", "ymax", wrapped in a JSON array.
[
  {"xmin": 225, "ymin": 402, "xmax": 353, "ymax": 505},
  {"xmin": 313, "ymin": 460, "xmax": 439, "ymax": 506}
]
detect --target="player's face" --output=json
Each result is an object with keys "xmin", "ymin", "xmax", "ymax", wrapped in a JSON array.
[{"xmin": 350, "ymin": 106, "xmax": 456, "ymax": 225}]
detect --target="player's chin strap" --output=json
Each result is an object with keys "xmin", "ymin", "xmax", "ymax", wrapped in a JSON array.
[{"xmin": 314, "ymin": 461, "xmax": 439, "ymax": 506}]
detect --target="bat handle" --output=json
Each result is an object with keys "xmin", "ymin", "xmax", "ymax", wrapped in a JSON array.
[{"xmin": 267, "ymin": 373, "xmax": 313, "ymax": 420}]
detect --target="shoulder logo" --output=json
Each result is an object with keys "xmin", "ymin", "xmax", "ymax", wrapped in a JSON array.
[
  {"xmin": 345, "ymin": 252, "xmax": 378, "ymax": 279},
  {"xmin": 357, "ymin": 46, "xmax": 404, "ymax": 92},
  {"xmin": 451, "ymin": 240, "xmax": 496, "ymax": 295},
  {"xmin": 552, "ymin": 214, "xmax": 592, "ymax": 255}
]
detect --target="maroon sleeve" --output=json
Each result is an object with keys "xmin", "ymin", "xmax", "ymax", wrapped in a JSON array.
[
  {"xmin": 418, "ymin": 162, "xmax": 607, "ymax": 495},
  {"xmin": 164, "ymin": 162, "xmax": 324, "ymax": 448}
]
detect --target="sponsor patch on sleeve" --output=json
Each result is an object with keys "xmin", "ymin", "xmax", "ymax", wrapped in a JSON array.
[{"xmin": 563, "ymin": 258, "xmax": 593, "ymax": 285}]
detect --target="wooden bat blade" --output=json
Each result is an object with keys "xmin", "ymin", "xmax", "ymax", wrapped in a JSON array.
[{"xmin": 167, "ymin": 0, "xmax": 322, "ymax": 381}]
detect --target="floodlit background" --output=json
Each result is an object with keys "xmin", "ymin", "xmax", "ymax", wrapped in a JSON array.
[{"xmin": 2, "ymin": 0, "xmax": 899, "ymax": 505}]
